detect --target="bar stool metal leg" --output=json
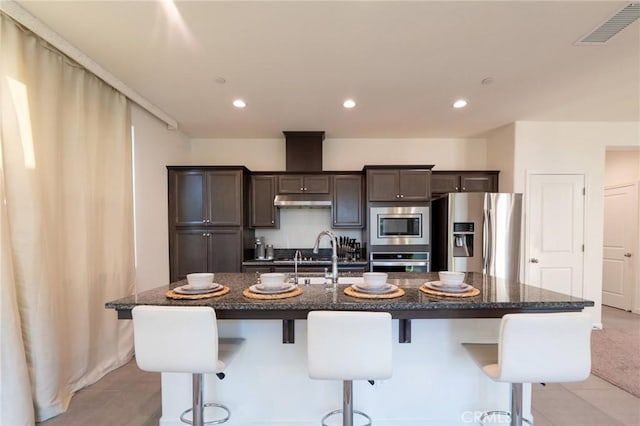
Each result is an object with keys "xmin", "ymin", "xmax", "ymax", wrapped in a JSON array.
[
  {"xmin": 344, "ymin": 380, "xmax": 353, "ymax": 426},
  {"xmin": 179, "ymin": 373, "xmax": 231, "ymax": 426},
  {"xmin": 194, "ymin": 374, "xmax": 203, "ymax": 426},
  {"xmin": 320, "ymin": 380, "xmax": 372, "ymax": 426},
  {"xmin": 479, "ymin": 383, "xmax": 532, "ymax": 426}
]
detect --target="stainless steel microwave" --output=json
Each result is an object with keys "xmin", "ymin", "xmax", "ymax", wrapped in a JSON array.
[{"xmin": 369, "ymin": 206, "xmax": 430, "ymax": 246}]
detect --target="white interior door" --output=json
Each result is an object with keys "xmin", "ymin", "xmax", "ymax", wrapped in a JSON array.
[
  {"xmin": 526, "ymin": 173, "xmax": 585, "ymax": 297},
  {"xmin": 602, "ymin": 183, "xmax": 638, "ymax": 311}
]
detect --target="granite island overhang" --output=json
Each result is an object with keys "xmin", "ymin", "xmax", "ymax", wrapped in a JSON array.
[{"xmin": 105, "ymin": 272, "xmax": 594, "ymax": 343}]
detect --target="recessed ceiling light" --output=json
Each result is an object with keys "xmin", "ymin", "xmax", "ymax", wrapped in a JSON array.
[
  {"xmin": 215, "ymin": 77, "xmax": 226, "ymax": 84},
  {"xmin": 232, "ymin": 99, "xmax": 246, "ymax": 108},
  {"xmin": 453, "ymin": 99, "xmax": 468, "ymax": 109},
  {"xmin": 343, "ymin": 99, "xmax": 356, "ymax": 109}
]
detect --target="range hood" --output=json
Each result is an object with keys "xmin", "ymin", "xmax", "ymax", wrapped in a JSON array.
[
  {"xmin": 274, "ymin": 193, "xmax": 332, "ymax": 208},
  {"xmin": 274, "ymin": 131, "xmax": 330, "ymax": 208}
]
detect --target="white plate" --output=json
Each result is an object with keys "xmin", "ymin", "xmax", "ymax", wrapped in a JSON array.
[
  {"xmin": 352, "ymin": 283, "xmax": 398, "ymax": 294},
  {"xmin": 249, "ymin": 284, "xmax": 297, "ymax": 294},
  {"xmin": 423, "ymin": 281, "xmax": 472, "ymax": 293},
  {"xmin": 173, "ymin": 283, "xmax": 223, "ymax": 295}
]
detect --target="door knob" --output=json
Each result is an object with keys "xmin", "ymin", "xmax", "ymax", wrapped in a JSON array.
[
  {"xmin": 530, "ymin": 258, "xmax": 539, "ymax": 263},
  {"xmin": 624, "ymin": 253, "xmax": 632, "ymax": 258}
]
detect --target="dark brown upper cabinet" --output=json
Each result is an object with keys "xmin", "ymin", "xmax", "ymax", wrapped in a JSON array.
[
  {"xmin": 366, "ymin": 168, "xmax": 432, "ymax": 202},
  {"xmin": 332, "ymin": 175, "xmax": 364, "ymax": 228},
  {"xmin": 431, "ymin": 171, "xmax": 499, "ymax": 195},
  {"xmin": 167, "ymin": 166, "xmax": 253, "ymax": 281},
  {"xmin": 277, "ymin": 175, "xmax": 330, "ymax": 194},
  {"xmin": 169, "ymin": 168, "xmax": 243, "ymax": 227},
  {"xmin": 251, "ymin": 175, "xmax": 279, "ymax": 228}
]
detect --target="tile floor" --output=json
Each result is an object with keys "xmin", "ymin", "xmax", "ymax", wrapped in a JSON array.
[{"xmin": 39, "ymin": 306, "xmax": 640, "ymax": 426}]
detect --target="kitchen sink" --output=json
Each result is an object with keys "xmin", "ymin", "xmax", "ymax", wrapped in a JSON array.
[{"xmin": 296, "ymin": 276, "xmax": 364, "ymax": 285}]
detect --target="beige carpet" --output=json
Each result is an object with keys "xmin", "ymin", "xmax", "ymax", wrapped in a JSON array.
[{"xmin": 591, "ymin": 325, "xmax": 640, "ymax": 398}]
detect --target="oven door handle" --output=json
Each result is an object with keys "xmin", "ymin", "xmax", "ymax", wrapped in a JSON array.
[{"xmin": 371, "ymin": 261, "xmax": 430, "ymax": 267}]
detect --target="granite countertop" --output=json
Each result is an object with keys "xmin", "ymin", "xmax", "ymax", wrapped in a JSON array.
[
  {"xmin": 242, "ymin": 259, "xmax": 369, "ymax": 267},
  {"xmin": 105, "ymin": 272, "xmax": 593, "ymax": 320}
]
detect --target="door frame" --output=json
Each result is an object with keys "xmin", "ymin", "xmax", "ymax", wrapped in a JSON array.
[{"xmin": 523, "ymin": 170, "xmax": 588, "ymax": 292}]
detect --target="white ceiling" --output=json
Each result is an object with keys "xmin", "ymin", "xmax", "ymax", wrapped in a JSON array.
[{"xmin": 13, "ymin": 1, "xmax": 640, "ymax": 139}]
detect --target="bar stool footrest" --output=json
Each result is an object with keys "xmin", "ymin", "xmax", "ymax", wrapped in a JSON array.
[
  {"xmin": 321, "ymin": 408, "xmax": 372, "ymax": 426},
  {"xmin": 180, "ymin": 402, "xmax": 230, "ymax": 425},
  {"xmin": 479, "ymin": 410, "xmax": 532, "ymax": 426}
]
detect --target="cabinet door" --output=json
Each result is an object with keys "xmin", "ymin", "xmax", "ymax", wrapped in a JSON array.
[
  {"xmin": 399, "ymin": 170, "xmax": 431, "ymax": 201},
  {"xmin": 170, "ymin": 228, "xmax": 210, "ymax": 281},
  {"xmin": 206, "ymin": 170, "xmax": 242, "ymax": 226},
  {"xmin": 332, "ymin": 175, "xmax": 363, "ymax": 228},
  {"xmin": 277, "ymin": 175, "xmax": 305, "ymax": 193},
  {"xmin": 303, "ymin": 175, "xmax": 331, "ymax": 193},
  {"xmin": 367, "ymin": 169, "xmax": 400, "ymax": 201},
  {"xmin": 251, "ymin": 175, "xmax": 278, "ymax": 228},
  {"xmin": 460, "ymin": 173, "xmax": 498, "ymax": 192},
  {"xmin": 431, "ymin": 173, "xmax": 461, "ymax": 194},
  {"xmin": 169, "ymin": 170, "xmax": 206, "ymax": 226},
  {"xmin": 209, "ymin": 228, "xmax": 242, "ymax": 272}
]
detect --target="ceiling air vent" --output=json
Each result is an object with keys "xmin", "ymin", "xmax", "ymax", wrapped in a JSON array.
[{"xmin": 575, "ymin": 3, "xmax": 640, "ymax": 44}]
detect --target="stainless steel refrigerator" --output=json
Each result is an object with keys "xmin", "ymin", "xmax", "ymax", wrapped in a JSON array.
[{"xmin": 432, "ymin": 193, "xmax": 522, "ymax": 281}]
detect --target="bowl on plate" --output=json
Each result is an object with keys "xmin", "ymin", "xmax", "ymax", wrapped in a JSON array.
[
  {"xmin": 362, "ymin": 272, "xmax": 388, "ymax": 289},
  {"xmin": 260, "ymin": 272, "xmax": 287, "ymax": 289},
  {"xmin": 186, "ymin": 273, "xmax": 214, "ymax": 289},
  {"xmin": 438, "ymin": 271, "xmax": 465, "ymax": 287}
]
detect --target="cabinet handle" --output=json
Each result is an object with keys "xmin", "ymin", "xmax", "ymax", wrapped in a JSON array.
[
  {"xmin": 304, "ymin": 187, "xmax": 308, "ymax": 191},
  {"xmin": 202, "ymin": 233, "xmax": 207, "ymax": 237},
  {"xmin": 455, "ymin": 187, "xmax": 459, "ymax": 191},
  {"xmin": 300, "ymin": 187, "xmax": 304, "ymax": 191},
  {"xmin": 396, "ymin": 194, "xmax": 400, "ymax": 198},
  {"xmin": 271, "ymin": 220, "xmax": 274, "ymax": 224},
  {"xmin": 462, "ymin": 187, "xmax": 466, "ymax": 191},
  {"xmin": 530, "ymin": 258, "xmax": 539, "ymax": 263},
  {"xmin": 624, "ymin": 253, "xmax": 632, "ymax": 258},
  {"xmin": 202, "ymin": 219, "xmax": 206, "ymax": 223},
  {"xmin": 399, "ymin": 194, "xmax": 404, "ymax": 198}
]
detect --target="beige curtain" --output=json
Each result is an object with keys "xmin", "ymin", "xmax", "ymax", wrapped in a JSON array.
[{"xmin": 1, "ymin": 13, "xmax": 135, "ymax": 424}]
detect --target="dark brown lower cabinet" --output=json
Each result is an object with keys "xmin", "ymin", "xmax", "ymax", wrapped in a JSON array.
[{"xmin": 170, "ymin": 228, "xmax": 242, "ymax": 282}]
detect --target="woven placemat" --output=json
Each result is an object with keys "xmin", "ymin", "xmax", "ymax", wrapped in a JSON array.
[
  {"xmin": 166, "ymin": 286, "xmax": 230, "ymax": 300},
  {"xmin": 419, "ymin": 284, "xmax": 480, "ymax": 298},
  {"xmin": 242, "ymin": 287, "xmax": 303, "ymax": 300},
  {"xmin": 344, "ymin": 286, "xmax": 405, "ymax": 299}
]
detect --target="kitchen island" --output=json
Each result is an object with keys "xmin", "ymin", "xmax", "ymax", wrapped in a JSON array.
[{"xmin": 106, "ymin": 272, "xmax": 593, "ymax": 426}]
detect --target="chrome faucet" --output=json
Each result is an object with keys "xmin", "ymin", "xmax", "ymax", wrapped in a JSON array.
[
  {"xmin": 313, "ymin": 230, "xmax": 339, "ymax": 284},
  {"xmin": 293, "ymin": 249, "xmax": 301, "ymax": 285}
]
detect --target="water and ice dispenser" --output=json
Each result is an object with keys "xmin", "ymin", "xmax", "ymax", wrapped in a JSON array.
[{"xmin": 452, "ymin": 222, "xmax": 474, "ymax": 258}]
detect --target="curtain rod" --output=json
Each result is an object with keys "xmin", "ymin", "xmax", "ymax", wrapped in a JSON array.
[{"xmin": 1, "ymin": 1, "xmax": 179, "ymax": 131}]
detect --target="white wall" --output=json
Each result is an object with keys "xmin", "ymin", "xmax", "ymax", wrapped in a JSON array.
[
  {"xmin": 605, "ymin": 149, "xmax": 640, "ymax": 186},
  {"xmin": 513, "ymin": 121, "xmax": 640, "ymax": 324},
  {"xmin": 190, "ymin": 137, "xmax": 487, "ymax": 171},
  {"xmin": 190, "ymin": 138, "xmax": 284, "ymax": 170},
  {"xmin": 484, "ymin": 124, "xmax": 516, "ymax": 192},
  {"xmin": 132, "ymin": 105, "xmax": 190, "ymax": 291},
  {"xmin": 324, "ymin": 138, "xmax": 487, "ymax": 170}
]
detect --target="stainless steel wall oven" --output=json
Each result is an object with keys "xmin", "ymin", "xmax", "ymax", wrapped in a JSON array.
[{"xmin": 370, "ymin": 252, "xmax": 430, "ymax": 272}]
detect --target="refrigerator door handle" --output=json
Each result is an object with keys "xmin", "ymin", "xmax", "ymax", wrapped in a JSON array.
[{"xmin": 483, "ymin": 208, "xmax": 489, "ymax": 273}]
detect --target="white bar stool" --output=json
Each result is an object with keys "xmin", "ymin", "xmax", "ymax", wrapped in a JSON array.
[
  {"xmin": 307, "ymin": 311, "xmax": 393, "ymax": 426},
  {"xmin": 132, "ymin": 306, "xmax": 244, "ymax": 426},
  {"xmin": 462, "ymin": 312, "xmax": 592, "ymax": 426}
]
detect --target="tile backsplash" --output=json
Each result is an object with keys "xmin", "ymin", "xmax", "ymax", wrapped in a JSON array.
[{"xmin": 256, "ymin": 209, "xmax": 362, "ymax": 249}]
